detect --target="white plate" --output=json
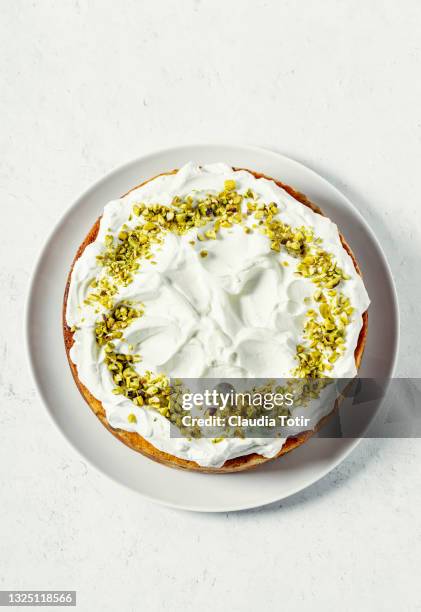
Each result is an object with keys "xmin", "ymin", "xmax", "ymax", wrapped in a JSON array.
[{"xmin": 25, "ymin": 144, "xmax": 399, "ymax": 512}]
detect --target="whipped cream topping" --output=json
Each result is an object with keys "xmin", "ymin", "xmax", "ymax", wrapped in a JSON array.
[{"xmin": 66, "ymin": 163, "xmax": 370, "ymax": 468}]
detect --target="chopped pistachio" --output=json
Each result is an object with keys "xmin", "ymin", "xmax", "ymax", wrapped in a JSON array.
[{"xmin": 224, "ymin": 179, "xmax": 236, "ymax": 191}]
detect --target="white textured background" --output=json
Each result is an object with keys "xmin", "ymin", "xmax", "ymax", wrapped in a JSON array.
[{"xmin": 1, "ymin": 1, "xmax": 421, "ymax": 610}]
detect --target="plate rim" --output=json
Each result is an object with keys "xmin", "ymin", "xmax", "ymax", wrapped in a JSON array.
[{"xmin": 24, "ymin": 143, "xmax": 400, "ymax": 512}]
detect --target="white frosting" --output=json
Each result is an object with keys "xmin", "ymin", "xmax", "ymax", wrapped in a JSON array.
[{"xmin": 66, "ymin": 163, "xmax": 370, "ymax": 468}]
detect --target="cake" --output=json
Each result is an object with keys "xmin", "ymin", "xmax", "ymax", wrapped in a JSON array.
[{"xmin": 63, "ymin": 163, "xmax": 369, "ymax": 472}]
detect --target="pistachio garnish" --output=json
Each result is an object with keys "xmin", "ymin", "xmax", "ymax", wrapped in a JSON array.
[
  {"xmin": 224, "ymin": 179, "xmax": 236, "ymax": 191},
  {"xmin": 293, "ymin": 290, "xmax": 354, "ymax": 377},
  {"xmin": 95, "ymin": 303, "xmax": 143, "ymax": 346}
]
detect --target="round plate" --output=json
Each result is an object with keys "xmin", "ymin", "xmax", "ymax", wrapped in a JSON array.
[{"xmin": 25, "ymin": 144, "xmax": 399, "ymax": 512}]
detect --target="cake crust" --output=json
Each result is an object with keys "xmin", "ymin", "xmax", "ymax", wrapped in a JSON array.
[{"xmin": 63, "ymin": 168, "xmax": 368, "ymax": 473}]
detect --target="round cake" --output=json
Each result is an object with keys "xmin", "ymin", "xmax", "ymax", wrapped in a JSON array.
[{"xmin": 63, "ymin": 163, "xmax": 369, "ymax": 472}]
